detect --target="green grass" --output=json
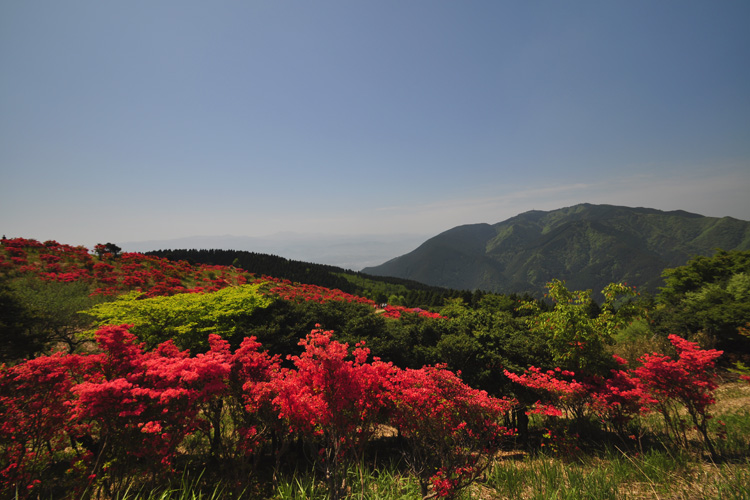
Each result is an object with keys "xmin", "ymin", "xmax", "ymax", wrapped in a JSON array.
[
  {"xmin": 483, "ymin": 448, "xmax": 750, "ymax": 500},
  {"xmin": 63, "ymin": 450, "xmax": 748, "ymax": 500},
  {"xmin": 486, "ymin": 454, "xmax": 622, "ymax": 500},
  {"xmin": 269, "ymin": 462, "xmax": 422, "ymax": 500},
  {"xmin": 710, "ymin": 383, "xmax": 750, "ymax": 458}
]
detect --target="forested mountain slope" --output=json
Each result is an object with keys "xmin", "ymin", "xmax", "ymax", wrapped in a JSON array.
[{"xmin": 362, "ymin": 203, "xmax": 750, "ymax": 296}]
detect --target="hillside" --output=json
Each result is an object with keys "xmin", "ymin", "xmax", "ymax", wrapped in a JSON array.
[
  {"xmin": 362, "ymin": 203, "xmax": 750, "ymax": 296},
  {"xmin": 0, "ymin": 237, "xmax": 451, "ymax": 318},
  {"xmin": 145, "ymin": 248, "xmax": 467, "ymax": 307},
  {"xmin": 0, "ymin": 237, "xmax": 453, "ymax": 361}
]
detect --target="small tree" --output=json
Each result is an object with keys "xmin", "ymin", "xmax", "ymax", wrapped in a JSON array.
[
  {"xmin": 521, "ymin": 280, "xmax": 638, "ymax": 375},
  {"xmin": 93, "ymin": 243, "xmax": 122, "ymax": 259}
]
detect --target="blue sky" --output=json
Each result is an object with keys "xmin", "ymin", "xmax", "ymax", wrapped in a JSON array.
[{"xmin": 2, "ymin": 1, "xmax": 749, "ymax": 252}]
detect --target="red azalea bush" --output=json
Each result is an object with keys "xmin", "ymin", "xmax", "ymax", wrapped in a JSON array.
[
  {"xmin": 391, "ymin": 365, "xmax": 515, "ymax": 499},
  {"xmin": 68, "ymin": 326, "xmax": 235, "ymax": 494},
  {"xmin": 0, "ymin": 352, "xmax": 81, "ymax": 496},
  {"xmin": 273, "ymin": 327, "xmax": 397, "ymax": 498},
  {"xmin": 505, "ymin": 335, "xmax": 724, "ymax": 458},
  {"xmin": 633, "ymin": 335, "xmax": 723, "ymax": 457},
  {"xmin": 504, "ymin": 366, "xmax": 589, "ymax": 420},
  {"xmin": 264, "ymin": 277, "xmax": 376, "ymax": 307},
  {"xmin": 0, "ymin": 324, "xmax": 508, "ymax": 499},
  {"xmin": 382, "ymin": 304, "xmax": 447, "ymax": 320},
  {"xmin": 589, "ymin": 361, "xmax": 656, "ymax": 435}
]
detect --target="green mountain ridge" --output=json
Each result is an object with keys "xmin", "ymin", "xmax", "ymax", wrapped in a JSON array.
[{"xmin": 362, "ymin": 203, "xmax": 750, "ymax": 296}]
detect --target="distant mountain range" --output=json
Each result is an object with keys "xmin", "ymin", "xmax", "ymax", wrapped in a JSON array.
[{"xmin": 362, "ymin": 204, "xmax": 750, "ymax": 296}]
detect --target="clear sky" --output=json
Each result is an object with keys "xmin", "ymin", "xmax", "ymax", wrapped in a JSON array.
[{"xmin": 2, "ymin": 1, "xmax": 749, "ymax": 250}]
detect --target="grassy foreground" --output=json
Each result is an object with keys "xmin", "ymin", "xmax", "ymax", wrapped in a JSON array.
[{"xmin": 71, "ymin": 451, "xmax": 750, "ymax": 500}]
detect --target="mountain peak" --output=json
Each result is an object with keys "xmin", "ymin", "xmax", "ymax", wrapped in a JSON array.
[{"xmin": 362, "ymin": 204, "xmax": 750, "ymax": 296}]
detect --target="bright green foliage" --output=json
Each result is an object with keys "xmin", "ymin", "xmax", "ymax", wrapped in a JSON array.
[
  {"xmin": 84, "ymin": 284, "xmax": 272, "ymax": 351},
  {"xmin": 522, "ymin": 279, "xmax": 638, "ymax": 374}
]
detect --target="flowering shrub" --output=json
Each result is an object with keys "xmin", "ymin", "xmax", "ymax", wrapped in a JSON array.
[
  {"xmin": 589, "ymin": 362, "xmax": 656, "ymax": 434},
  {"xmin": 0, "ymin": 352, "xmax": 81, "ymax": 497},
  {"xmin": 226, "ymin": 335, "xmax": 282, "ymax": 460},
  {"xmin": 68, "ymin": 326, "xmax": 238, "ymax": 493},
  {"xmin": 634, "ymin": 335, "xmax": 723, "ymax": 458},
  {"xmin": 391, "ymin": 365, "xmax": 515, "ymax": 499},
  {"xmin": 273, "ymin": 327, "xmax": 397, "ymax": 498},
  {"xmin": 382, "ymin": 304, "xmax": 447, "ymax": 320},
  {"xmin": 263, "ymin": 277, "xmax": 376, "ymax": 306},
  {"xmin": 504, "ymin": 366, "xmax": 589, "ymax": 420},
  {"xmin": 262, "ymin": 276, "xmax": 446, "ymax": 320},
  {"xmin": 0, "ymin": 321, "xmax": 511, "ymax": 499},
  {"xmin": 505, "ymin": 335, "xmax": 723, "ymax": 458}
]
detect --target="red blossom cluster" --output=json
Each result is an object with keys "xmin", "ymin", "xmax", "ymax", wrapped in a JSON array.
[
  {"xmin": 505, "ymin": 335, "xmax": 724, "ymax": 456},
  {"xmin": 634, "ymin": 335, "xmax": 722, "ymax": 413},
  {"xmin": 0, "ymin": 325, "xmax": 511, "ymax": 498},
  {"xmin": 392, "ymin": 364, "xmax": 515, "ymax": 498},
  {"xmin": 381, "ymin": 304, "xmax": 447, "ymax": 320},
  {"xmin": 504, "ymin": 366, "xmax": 588, "ymax": 419},
  {"xmin": 261, "ymin": 276, "xmax": 447, "ymax": 320},
  {"xmin": 0, "ymin": 238, "xmax": 251, "ymax": 297},
  {"xmin": 262, "ymin": 276, "xmax": 377, "ymax": 306}
]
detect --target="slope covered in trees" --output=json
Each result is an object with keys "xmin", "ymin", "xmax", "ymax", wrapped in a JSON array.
[
  {"xmin": 146, "ymin": 247, "xmax": 486, "ymax": 308},
  {"xmin": 363, "ymin": 203, "xmax": 750, "ymax": 296}
]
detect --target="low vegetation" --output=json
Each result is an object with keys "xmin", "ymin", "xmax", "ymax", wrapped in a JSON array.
[{"xmin": 1, "ymin": 237, "xmax": 749, "ymax": 499}]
